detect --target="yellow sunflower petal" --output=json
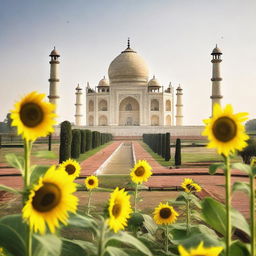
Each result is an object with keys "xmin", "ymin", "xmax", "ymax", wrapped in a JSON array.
[
  {"xmin": 58, "ymin": 159, "xmax": 81, "ymax": 180},
  {"xmin": 22, "ymin": 165, "xmax": 78, "ymax": 234},
  {"xmin": 85, "ymin": 175, "xmax": 99, "ymax": 190},
  {"xmin": 107, "ymin": 187, "xmax": 133, "ymax": 233},
  {"xmin": 130, "ymin": 160, "xmax": 152, "ymax": 184},
  {"xmin": 202, "ymin": 104, "xmax": 249, "ymax": 156},
  {"xmin": 153, "ymin": 202, "xmax": 178, "ymax": 225},
  {"xmin": 178, "ymin": 242, "xmax": 223, "ymax": 256},
  {"xmin": 10, "ymin": 91, "xmax": 56, "ymax": 141}
]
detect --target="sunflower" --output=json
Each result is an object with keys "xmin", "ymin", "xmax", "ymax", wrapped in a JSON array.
[
  {"xmin": 153, "ymin": 202, "xmax": 179, "ymax": 225},
  {"xmin": 11, "ymin": 91, "xmax": 56, "ymax": 141},
  {"xmin": 130, "ymin": 160, "xmax": 152, "ymax": 184},
  {"xmin": 181, "ymin": 178, "xmax": 202, "ymax": 193},
  {"xmin": 22, "ymin": 165, "xmax": 78, "ymax": 234},
  {"xmin": 178, "ymin": 241, "xmax": 223, "ymax": 256},
  {"xmin": 108, "ymin": 187, "xmax": 133, "ymax": 233},
  {"xmin": 58, "ymin": 159, "xmax": 81, "ymax": 180},
  {"xmin": 202, "ymin": 104, "xmax": 249, "ymax": 157},
  {"xmin": 85, "ymin": 175, "xmax": 99, "ymax": 190}
]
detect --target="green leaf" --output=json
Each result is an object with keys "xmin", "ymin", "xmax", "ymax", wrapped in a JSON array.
[
  {"xmin": 201, "ymin": 198, "xmax": 251, "ymax": 237},
  {"xmin": 105, "ymin": 246, "xmax": 129, "ymax": 256},
  {"xmin": 232, "ymin": 181, "xmax": 250, "ymax": 195},
  {"xmin": 209, "ymin": 163, "xmax": 225, "ymax": 175},
  {"xmin": 142, "ymin": 214, "xmax": 158, "ymax": 234},
  {"xmin": 34, "ymin": 151, "xmax": 57, "ymax": 159},
  {"xmin": 0, "ymin": 224, "xmax": 25, "ymax": 256},
  {"xmin": 5, "ymin": 153, "xmax": 24, "ymax": 175},
  {"xmin": 61, "ymin": 241, "xmax": 88, "ymax": 256},
  {"xmin": 0, "ymin": 184, "xmax": 21, "ymax": 194},
  {"xmin": 251, "ymin": 166, "xmax": 256, "ymax": 176},
  {"xmin": 230, "ymin": 240, "xmax": 250, "ymax": 256},
  {"xmin": 170, "ymin": 224, "xmax": 220, "ymax": 247},
  {"xmin": 231, "ymin": 163, "xmax": 252, "ymax": 175},
  {"xmin": 231, "ymin": 208, "xmax": 250, "ymax": 236},
  {"xmin": 61, "ymin": 238, "xmax": 96, "ymax": 256},
  {"xmin": 33, "ymin": 234, "xmax": 62, "ymax": 256},
  {"xmin": 128, "ymin": 212, "xmax": 144, "ymax": 227},
  {"xmin": 30, "ymin": 165, "xmax": 49, "ymax": 184},
  {"xmin": 201, "ymin": 198, "xmax": 227, "ymax": 235},
  {"xmin": 107, "ymin": 232, "xmax": 152, "ymax": 256},
  {"xmin": 65, "ymin": 214, "xmax": 97, "ymax": 231}
]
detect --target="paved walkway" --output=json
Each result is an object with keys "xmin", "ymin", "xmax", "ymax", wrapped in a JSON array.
[
  {"xmin": 132, "ymin": 141, "xmax": 250, "ymax": 219},
  {"xmin": 0, "ymin": 140, "xmax": 251, "ymax": 219}
]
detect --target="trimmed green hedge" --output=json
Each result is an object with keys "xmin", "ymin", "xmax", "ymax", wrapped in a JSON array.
[
  {"xmin": 59, "ymin": 121, "xmax": 72, "ymax": 163},
  {"xmin": 71, "ymin": 129, "xmax": 81, "ymax": 159}
]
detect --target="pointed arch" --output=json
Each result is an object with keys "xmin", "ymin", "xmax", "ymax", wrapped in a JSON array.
[
  {"xmin": 166, "ymin": 115, "xmax": 171, "ymax": 125},
  {"xmin": 151, "ymin": 115, "xmax": 159, "ymax": 126},
  {"xmin": 99, "ymin": 115, "xmax": 107, "ymax": 126},
  {"xmin": 166, "ymin": 100, "xmax": 171, "ymax": 111},
  {"xmin": 89, "ymin": 100, "xmax": 94, "ymax": 112},
  {"xmin": 98, "ymin": 99, "xmax": 108, "ymax": 111},
  {"xmin": 89, "ymin": 115, "xmax": 94, "ymax": 126},
  {"xmin": 151, "ymin": 99, "xmax": 159, "ymax": 111}
]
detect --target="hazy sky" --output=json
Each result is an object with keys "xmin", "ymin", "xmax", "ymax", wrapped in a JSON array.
[{"xmin": 0, "ymin": 0, "xmax": 255, "ymax": 125}]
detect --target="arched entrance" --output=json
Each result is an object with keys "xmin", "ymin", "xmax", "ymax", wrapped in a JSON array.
[{"xmin": 119, "ymin": 97, "xmax": 139, "ymax": 126}]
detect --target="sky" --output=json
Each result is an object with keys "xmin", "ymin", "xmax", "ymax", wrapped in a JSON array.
[{"xmin": 0, "ymin": 0, "xmax": 256, "ymax": 125}]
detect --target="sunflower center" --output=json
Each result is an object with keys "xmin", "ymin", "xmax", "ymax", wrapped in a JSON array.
[
  {"xmin": 88, "ymin": 179, "xmax": 94, "ymax": 185},
  {"xmin": 20, "ymin": 102, "xmax": 44, "ymax": 128},
  {"xmin": 159, "ymin": 207, "xmax": 172, "ymax": 219},
  {"xmin": 65, "ymin": 164, "xmax": 76, "ymax": 175},
  {"xmin": 212, "ymin": 116, "xmax": 237, "ymax": 142},
  {"xmin": 186, "ymin": 184, "xmax": 196, "ymax": 192},
  {"xmin": 32, "ymin": 183, "xmax": 61, "ymax": 212},
  {"xmin": 134, "ymin": 167, "xmax": 145, "ymax": 177},
  {"xmin": 112, "ymin": 203, "xmax": 121, "ymax": 218}
]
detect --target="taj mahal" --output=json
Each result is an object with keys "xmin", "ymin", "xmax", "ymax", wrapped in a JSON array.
[{"xmin": 48, "ymin": 40, "xmax": 223, "ymax": 137}]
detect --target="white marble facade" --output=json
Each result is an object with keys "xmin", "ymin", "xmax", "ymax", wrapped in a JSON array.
[{"xmin": 86, "ymin": 41, "xmax": 177, "ymax": 127}]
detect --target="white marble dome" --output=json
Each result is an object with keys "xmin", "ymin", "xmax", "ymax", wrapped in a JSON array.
[
  {"xmin": 98, "ymin": 76, "xmax": 109, "ymax": 87},
  {"xmin": 148, "ymin": 75, "xmax": 161, "ymax": 87},
  {"xmin": 108, "ymin": 46, "xmax": 149, "ymax": 84}
]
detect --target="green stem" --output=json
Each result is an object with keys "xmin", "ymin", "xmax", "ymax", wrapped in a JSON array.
[
  {"xmin": 26, "ymin": 227, "xmax": 32, "ymax": 256},
  {"xmin": 165, "ymin": 225, "xmax": 169, "ymax": 253},
  {"xmin": 24, "ymin": 139, "xmax": 31, "ymax": 189},
  {"xmin": 24, "ymin": 139, "xmax": 32, "ymax": 256},
  {"xmin": 225, "ymin": 156, "xmax": 231, "ymax": 256},
  {"xmin": 98, "ymin": 220, "xmax": 107, "ymax": 256},
  {"xmin": 186, "ymin": 194, "xmax": 191, "ymax": 233},
  {"xmin": 134, "ymin": 183, "xmax": 138, "ymax": 212},
  {"xmin": 250, "ymin": 175, "xmax": 255, "ymax": 256},
  {"xmin": 87, "ymin": 190, "xmax": 92, "ymax": 215}
]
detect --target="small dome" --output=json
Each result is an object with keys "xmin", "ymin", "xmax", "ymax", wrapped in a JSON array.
[
  {"xmin": 50, "ymin": 47, "xmax": 60, "ymax": 57},
  {"xmin": 148, "ymin": 76, "xmax": 161, "ymax": 87},
  {"xmin": 211, "ymin": 45, "xmax": 222, "ymax": 55},
  {"xmin": 98, "ymin": 76, "xmax": 109, "ymax": 87},
  {"xmin": 108, "ymin": 42, "xmax": 149, "ymax": 84}
]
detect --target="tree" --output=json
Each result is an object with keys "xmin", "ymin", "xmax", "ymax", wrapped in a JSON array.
[
  {"xmin": 245, "ymin": 119, "xmax": 256, "ymax": 132},
  {"xmin": 175, "ymin": 138, "xmax": 181, "ymax": 166},
  {"xmin": 238, "ymin": 139, "xmax": 256, "ymax": 164}
]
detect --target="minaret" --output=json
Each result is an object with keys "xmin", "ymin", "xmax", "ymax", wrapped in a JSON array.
[
  {"xmin": 75, "ymin": 84, "xmax": 83, "ymax": 126},
  {"xmin": 211, "ymin": 44, "xmax": 223, "ymax": 115},
  {"xmin": 48, "ymin": 47, "xmax": 60, "ymax": 119},
  {"xmin": 175, "ymin": 85, "xmax": 183, "ymax": 126}
]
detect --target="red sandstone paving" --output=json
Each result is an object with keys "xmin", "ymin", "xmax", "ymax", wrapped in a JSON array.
[
  {"xmin": 132, "ymin": 141, "xmax": 250, "ymax": 219},
  {"xmin": 0, "ymin": 140, "xmax": 252, "ymax": 219}
]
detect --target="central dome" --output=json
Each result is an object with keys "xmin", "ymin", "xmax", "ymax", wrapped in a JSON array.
[{"xmin": 108, "ymin": 45, "xmax": 149, "ymax": 84}]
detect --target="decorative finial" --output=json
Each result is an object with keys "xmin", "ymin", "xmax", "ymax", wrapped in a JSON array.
[
  {"xmin": 153, "ymin": 75, "xmax": 155, "ymax": 79},
  {"xmin": 127, "ymin": 37, "xmax": 130, "ymax": 48},
  {"xmin": 216, "ymin": 44, "xmax": 218, "ymax": 48},
  {"xmin": 103, "ymin": 75, "xmax": 105, "ymax": 79}
]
